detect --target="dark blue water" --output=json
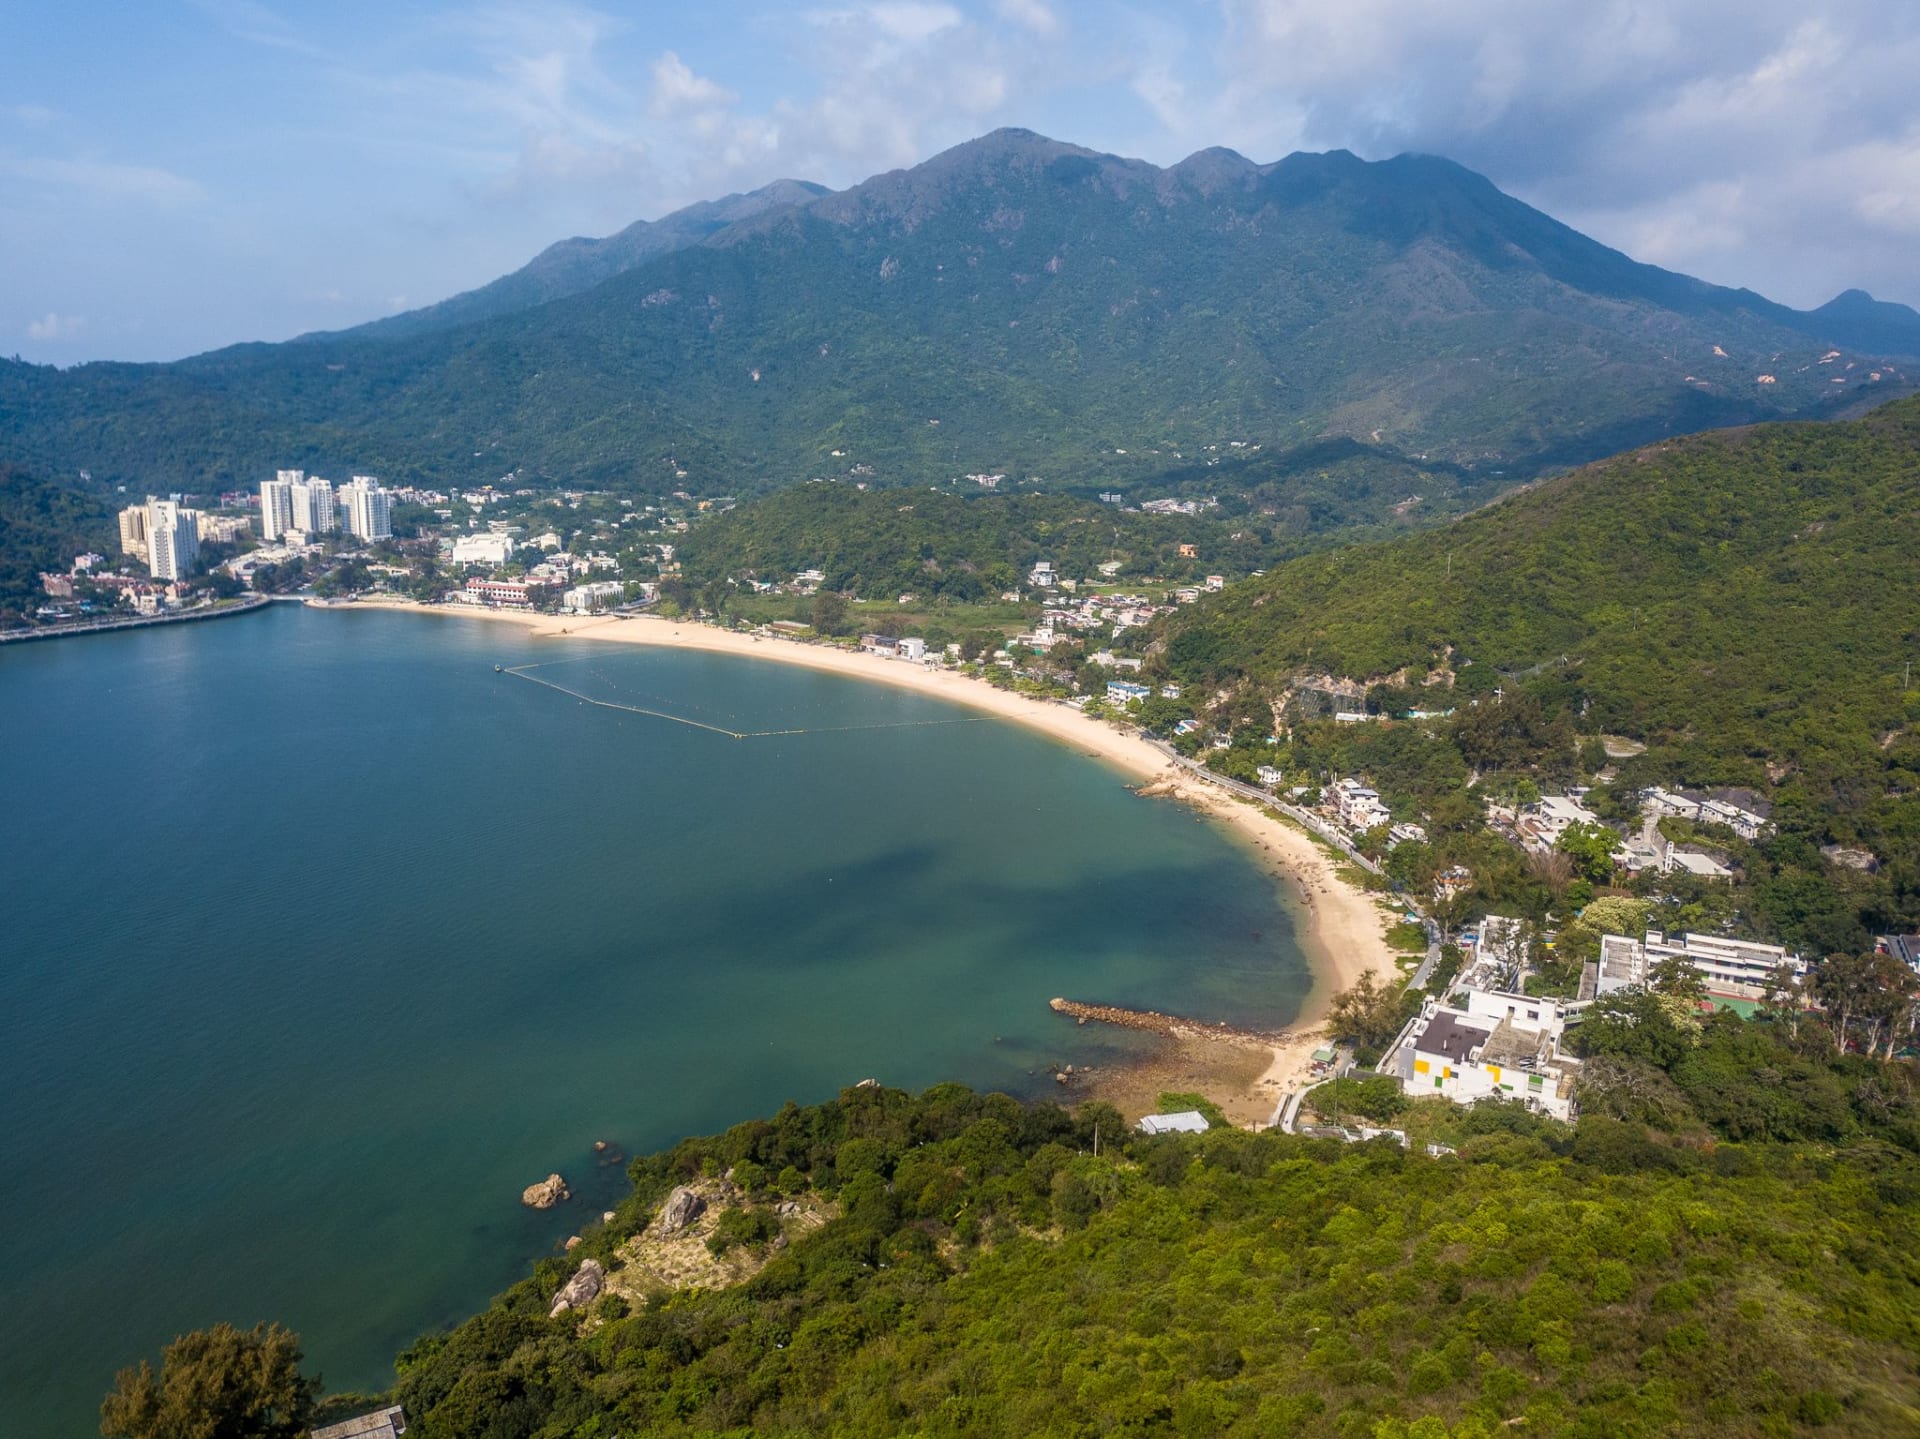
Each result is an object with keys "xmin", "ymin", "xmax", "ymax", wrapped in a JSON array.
[{"xmin": 0, "ymin": 604, "xmax": 1310, "ymax": 1433}]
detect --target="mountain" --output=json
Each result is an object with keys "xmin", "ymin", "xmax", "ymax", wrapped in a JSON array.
[
  {"xmin": 302, "ymin": 179, "xmax": 831, "ymax": 344},
  {"xmin": 3, "ymin": 129, "xmax": 1916, "ymax": 501}
]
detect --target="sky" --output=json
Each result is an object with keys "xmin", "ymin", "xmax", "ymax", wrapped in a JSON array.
[{"xmin": 6, "ymin": 0, "xmax": 1920, "ymax": 364}]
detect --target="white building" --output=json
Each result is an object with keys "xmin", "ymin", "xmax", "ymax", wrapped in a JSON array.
[
  {"xmin": 341, "ymin": 476, "xmax": 393, "ymax": 542},
  {"xmin": 1257, "ymin": 765, "xmax": 1285, "ymax": 788},
  {"xmin": 897, "ymin": 636, "xmax": 928, "ymax": 661},
  {"xmin": 145, "ymin": 499, "xmax": 199, "ymax": 581},
  {"xmin": 1332, "ymin": 778, "xmax": 1391, "ymax": 832},
  {"xmin": 1466, "ymin": 916, "xmax": 1532, "ymax": 990},
  {"xmin": 117, "ymin": 504, "xmax": 150, "ymax": 561},
  {"xmin": 1107, "ymin": 680, "xmax": 1151, "ymax": 706},
  {"xmin": 290, "ymin": 476, "xmax": 337, "ymax": 535},
  {"xmin": 1029, "ymin": 561, "xmax": 1057, "ymax": 588},
  {"xmin": 1594, "ymin": 930, "xmax": 1804, "ymax": 1000},
  {"xmin": 1382, "ymin": 988, "xmax": 1582, "ymax": 1121},
  {"xmin": 1640, "ymin": 785, "xmax": 1773, "ymax": 841},
  {"xmin": 561, "ymin": 580, "xmax": 626, "ymax": 613},
  {"xmin": 451, "ymin": 533, "xmax": 515, "ymax": 567},
  {"xmin": 1136, "ymin": 1111, "xmax": 1210, "ymax": 1135},
  {"xmin": 259, "ymin": 477, "xmax": 296, "ymax": 541}
]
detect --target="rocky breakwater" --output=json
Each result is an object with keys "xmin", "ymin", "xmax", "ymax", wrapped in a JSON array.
[{"xmin": 1048, "ymin": 997, "xmax": 1285, "ymax": 1050}]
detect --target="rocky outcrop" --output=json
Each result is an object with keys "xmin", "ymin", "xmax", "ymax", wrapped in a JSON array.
[
  {"xmin": 548, "ymin": 1258, "xmax": 604, "ymax": 1318},
  {"xmin": 657, "ymin": 1185, "xmax": 706, "ymax": 1234},
  {"xmin": 521, "ymin": 1173, "xmax": 570, "ymax": 1209}
]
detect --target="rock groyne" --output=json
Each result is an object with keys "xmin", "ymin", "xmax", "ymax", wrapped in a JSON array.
[{"xmin": 1048, "ymin": 997, "xmax": 1286, "ymax": 1049}]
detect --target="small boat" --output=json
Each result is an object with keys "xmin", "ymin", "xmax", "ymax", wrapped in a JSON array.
[{"xmin": 494, "ymin": 664, "xmax": 503, "ymax": 673}]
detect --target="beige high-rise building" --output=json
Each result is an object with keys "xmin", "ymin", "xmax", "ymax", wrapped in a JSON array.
[{"xmin": 117, "ymin": 505, "xmax": 150, "ymax": 562}]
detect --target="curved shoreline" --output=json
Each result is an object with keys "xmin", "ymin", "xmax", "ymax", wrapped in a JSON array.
[{"xmin": 342, "ymin": 600, "xmax": 1397, "ymax": 1119}]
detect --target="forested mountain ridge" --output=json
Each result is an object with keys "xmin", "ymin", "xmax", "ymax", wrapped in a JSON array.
[
  {"xmin": 1160, "ymin": 393, "xmax": 1920, "ymax": 766},
  {"xmin": 4, "ymin": 130, "xmax": 1914, "ymax": 504},
  {"xmin": 301, "ymin": 179, "xmax": 832, "ymax": 345}
]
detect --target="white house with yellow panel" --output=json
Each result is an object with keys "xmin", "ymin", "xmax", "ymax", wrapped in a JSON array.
[{"xmin": 1382, "ymin": 988, "xmax": 1583, "ymax": 1122}]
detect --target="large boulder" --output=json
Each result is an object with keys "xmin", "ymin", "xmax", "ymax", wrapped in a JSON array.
[
  {"xmin": 657, "ymin": 1185, "xmax": 706, "ymax": 1234},
  {"xmin": 548, "ymin": 1258, "xmax": 605, "ymax": 1318},
  {"xmin": 521, "ymin": 1173, "xmax": 569, "ymax": 1209}
]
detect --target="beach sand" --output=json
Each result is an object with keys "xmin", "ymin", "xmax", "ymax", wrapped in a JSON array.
[{"xmin": 344, "ymin": 600, "xmax": 1397, "ymax": 1124}]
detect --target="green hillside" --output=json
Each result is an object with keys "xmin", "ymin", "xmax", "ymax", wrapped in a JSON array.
[
  {"xmin": 1151, "ymin": 394, "xmax": 1920, "ymax": 949},
  {"xmin": 673, "ymin": 452, "xmax": 1476, "ymax": 600},
  {"xmin": 4, "ymin": 132, "xmax": 1912, "ymax": 504},
  {"xmin": 1160, "ymin": 394, "xmax": 1920, "ymax": 765},
  {"xmin": 0, "ymin": 463, "xmax": 114, "ymax": 623},
  {"xmin": 146, "ymin": 1020, "xmax": 1920, "ymax": 1439}
]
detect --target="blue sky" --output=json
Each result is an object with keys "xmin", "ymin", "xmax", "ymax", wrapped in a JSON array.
[{"xmin": 6, "ymin": 0, "xmax": 1919, "ymax": 363}]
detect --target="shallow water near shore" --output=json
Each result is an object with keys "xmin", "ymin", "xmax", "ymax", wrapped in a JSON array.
[{"xmin": 0, "ymin": 604, "xmax": 1311, "ymax": 1434}]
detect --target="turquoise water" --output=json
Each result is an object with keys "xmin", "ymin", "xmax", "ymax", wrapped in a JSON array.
[{"xmin": 0, "ymin": 605, "xmax": 1311, "ymax": 1434}]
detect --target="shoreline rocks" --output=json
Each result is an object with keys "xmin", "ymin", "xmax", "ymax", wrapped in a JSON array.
[{"xmin": 522, "ymin": 1173, "xmax": 570, "ymax": 1209}]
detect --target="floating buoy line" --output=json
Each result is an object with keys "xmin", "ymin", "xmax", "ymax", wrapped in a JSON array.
[{"xmin": 497, "ymin": 659, "xmax": 994, "ymax": 740}]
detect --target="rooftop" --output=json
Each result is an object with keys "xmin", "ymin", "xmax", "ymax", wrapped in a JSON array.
[
  {"xmin": 312, "ymin": 1406, "xmax": 407, "ymax": 1439},
  {"xmin": 1415, "ymin": 1011, "xmax": 1492, "ymax": 1064},
  {"xmin": 1137, "ymin": 1111, "xmax": 1210, "ymax": 1135}
]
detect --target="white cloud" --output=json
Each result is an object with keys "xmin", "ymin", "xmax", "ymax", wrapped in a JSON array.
[
  {"xmin": 865, "ymin": 3, "xmax": 964, "ymax": 45},
  {"xmin": 995, "ymin": 0, "xmax": 1060, "ymax": 37},
  {"xmin": 27, "ymin": 312, "xmax": 83, "ymax": 340},
  {"xmin": 1203, "ymin": 0, "xmax": 1920, "ymax": 305},
  {"xmin": 650, "ymin": 51, "xmax": 736, "ymax": 117}
]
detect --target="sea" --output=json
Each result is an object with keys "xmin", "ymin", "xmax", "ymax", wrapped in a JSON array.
[{"xmin": 0, "ymin": 603, "xmax": 1312, "ymax": 1434}]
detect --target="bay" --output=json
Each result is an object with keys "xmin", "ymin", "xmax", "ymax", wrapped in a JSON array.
[{"xmin": 0, "ymin": 604, "xmax": 1311, "ymax": 1435}]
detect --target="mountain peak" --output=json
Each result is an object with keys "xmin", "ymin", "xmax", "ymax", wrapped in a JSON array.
[{"xmin": 1808, "ymin": 288, "xmax": 1920, "ymax": 354}]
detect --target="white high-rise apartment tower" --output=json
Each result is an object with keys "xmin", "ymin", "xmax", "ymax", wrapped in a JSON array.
[
  {"xmin": 290, "ymin": 476, "xmax": 336, "ymax": 534},
  {"xmin": 145, "ymin": 500, "xmax": 199, "ymax": 581},
  {"xmin": 342, "ymin": 476, "xmax": 392, "ymax": 542},
  {"xmin": 259, "ymin": 477, "xmax": 296, "ymax": 540}
]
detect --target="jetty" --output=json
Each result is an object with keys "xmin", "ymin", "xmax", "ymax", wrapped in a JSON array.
[{"xmin": 1048, "ymin": 997, "xmax": 1287, "ymax": 1049}]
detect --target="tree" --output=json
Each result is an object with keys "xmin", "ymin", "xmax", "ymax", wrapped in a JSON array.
[
  {"xmin": 1325, "ymin": 969, "xmax": 1409, "ymax": 1048},
  {"xmin": 101, "ymin": 1322, "xmax": 317, "ymax": 1439},
  {"xmin": 1812, "ymin": 951, "xmax": 1898, "ymax": 1055},
  {"xmin": 1555, "ymin": 821, "xmax": 1622, "ymax": 885},
  {"xmin": 810, "ymin": 591, "xmax": 848, "ymax": 636}
]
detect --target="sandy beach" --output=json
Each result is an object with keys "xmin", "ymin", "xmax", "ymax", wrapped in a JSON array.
[{"xmin": 343, "ymin": 599, "xmax": 1398, "ymax": 1123}]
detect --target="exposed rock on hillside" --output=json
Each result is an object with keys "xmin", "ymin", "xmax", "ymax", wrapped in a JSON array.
[
  {"xmin": 548, "ymin": 1258, "xmax": 604, "ymax": 1318},
  {"xmin": 657, "ymin": 1185, "xmax": 705, "ymax": 1233}
]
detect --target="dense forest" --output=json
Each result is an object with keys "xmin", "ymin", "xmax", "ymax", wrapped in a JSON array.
[
  {"xmin": 109, "ymin": 995, "xmax": 1920, "ymax": 1439},
  {"xmin": 672, "ymin": 459, "xmax": 1478, "ymax": 601}
]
